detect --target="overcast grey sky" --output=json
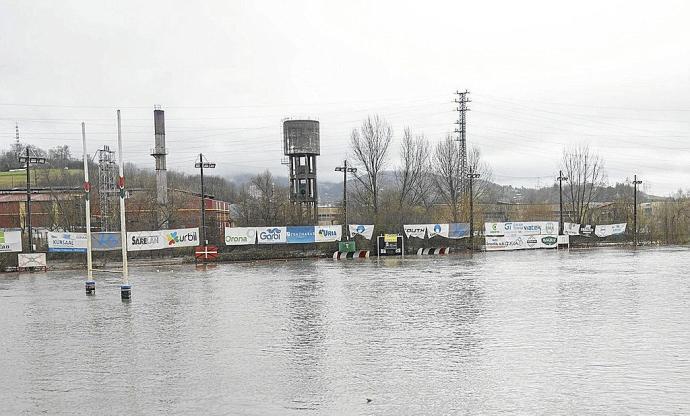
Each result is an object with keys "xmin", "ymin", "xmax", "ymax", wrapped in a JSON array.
[{"xmin": 1, "ymin": 0, "xmax": 688, "ymax": 195}]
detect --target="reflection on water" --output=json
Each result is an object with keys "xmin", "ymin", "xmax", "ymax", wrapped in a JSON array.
[
  {"xmin": 1, "ymin": 247, "xmax": 690, "ymax": 415},
  {"xmin": 285, "ymin": 263, "xmax": 326, "ymax": 411}
]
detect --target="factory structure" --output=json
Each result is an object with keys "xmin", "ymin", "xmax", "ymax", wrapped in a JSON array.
[
  {"xmin": 283, "ymin": 119, "xmax": 320, "ymax": 224},
  {"xmin": 0, "ymin": 107, "xmax": 231, "ymax": 243},
  {"xmin": 2, "ymin": 111, "xmax": 332, "ymax": 248},
  {"xmin": 95, "ymin": 106, "xmax": 231, "ymax": 234},
  {"xmin": 150, "ymin": 105, "xmax": 169, "ymax": 228}
]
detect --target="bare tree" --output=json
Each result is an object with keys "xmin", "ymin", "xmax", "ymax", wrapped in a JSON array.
[
  {"xmin": 395, "ymin": 128, "xmax": 430, "ymax": 220},
  {"xmin": 561, "ymin": 144, "xmax": 607, "ymax": 223},
  {"xmin": 48, "ymin": 145, "xmax": 73, "ymax": 168},
  {"xmin": 234, "ymin": 185, "xmax": 253, "ymax": 226},
  {"xmin": 433, "ymin": 134, "xmax": 463, "ymax": 222},
  {"xmin": 653, "ymin": 192, "xmax": 690, "ymax": 244},
  {"xmin": 415, "ymin": 173, "xmax": 437, "ymax": 218},
  {"xmin": 350, "ymin": 115, "xmax": 393, "ymax": 216},
  {"xmin": 465, "ymin": 146, "xmax": 493, "ymax": 206},
  {"xmin": 250, "ymin": 170, "xmax": 281, "ymax": 225}
]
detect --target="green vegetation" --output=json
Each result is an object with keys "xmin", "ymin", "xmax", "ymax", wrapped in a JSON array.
[{"xmin": 0, "ymin": 168, "xmax": 83, "ymax": 188}]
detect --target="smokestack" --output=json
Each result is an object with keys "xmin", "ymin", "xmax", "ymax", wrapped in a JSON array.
[{"xmin": 152, "ymin": 105, "xmax": 168, "ymax": 207}]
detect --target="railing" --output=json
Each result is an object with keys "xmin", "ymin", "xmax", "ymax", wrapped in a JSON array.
[{"xmin": 150, "ymin": 147, "xmax": 169, "ymax": 156}]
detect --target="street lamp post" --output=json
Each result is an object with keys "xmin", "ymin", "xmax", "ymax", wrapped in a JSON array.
[
  {"xmin": 18, "ymin": 147, "xmax": 46, "ymax": 252},
  {"xmin": 195, "ymin": 153, "xmax": 216, "ymax": 245},
  {"xmin": 633, "ymin": 174, "xmax": 642, "ymax": 247},
  {"xmin": 467, "ymin": 170, "xmax": 480, "ymax": 251},
  {"xmin": 335, "ymin": 160, "xmax": 357, "ymax": 239},
  {"xmin": 557, "ymin": 170, "xmax": 569, "ymax": 235}
]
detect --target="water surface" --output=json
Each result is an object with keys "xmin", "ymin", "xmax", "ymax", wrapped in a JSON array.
[{"xmin": 1, "ymin": 247, "xmax": 689, "ymax": 414}]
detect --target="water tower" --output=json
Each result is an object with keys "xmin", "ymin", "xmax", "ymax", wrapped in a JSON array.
[{"xmin": 283, "ymin": 119, "xmax": 319, "ymax": 224}]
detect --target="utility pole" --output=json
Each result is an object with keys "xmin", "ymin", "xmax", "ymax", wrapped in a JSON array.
[
  {"xmin": 454, "ymin": 90, "xmax": 470, "ymax": 196},
  {"xmin": 82, "ymin": 123, "xmax": 95, "ymax": 294},
  {"xmin": 195, "ymin": 154, "xmax": 216, "ymax": 245},
  {"xmin": 18, "ymin": 147, "xmax": 46, "ymax": 252},
  {"xmin": 335, "ymin": 160, "xmax": 357, "ymax": 239},
  {"xmin": 116, "ymin": 109, "xmax": 130, "ymax": 299},
  {"xmin": 633, "ymin": 174, "xmax": 642, "ymax": 247},
  {"xmin": 467, "ymin": 169, "xmax": 480, "ymax": 251},
  {"xmin": 557, "ymin": 170, "xmax": 569, "ymax": 235}
]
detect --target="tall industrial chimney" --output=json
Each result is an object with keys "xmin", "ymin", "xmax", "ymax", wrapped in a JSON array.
[{"xmin": 151, "ymin": 105, "xmax": 168, "ymax": 207}]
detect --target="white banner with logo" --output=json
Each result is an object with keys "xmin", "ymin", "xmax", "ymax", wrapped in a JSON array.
[
  {"xmin": 315, "ymin": 225, "xmax": 342, "ymax": 242},
  {"xmin": 404, "ymin": 225, "xmax": 427, "ymax": 239},
  {"xmin": 19, "ymin": 253, "xmax": 47, "ymax": 268},
  {"xmin": 0, "ymin": 230, "xmax": 22, "ymax": 253},
  {"xmin": 486, "ymin": 234, "xmax": 559, "ymax": 251},
  {"xmin": 224, "ymin": 227, "xmax": 257, "ymax": 245},
  {"xmin": 48, "ymin": 232, "xmax": 88, "ymax": 252},
  {"xmin": 484, "ymin": 221, "xmax": 558, "ymax": 236},
  {"xmin": 349, "ymin": 224, "xmax": 374, "ymax": 240},
  {"xmin": 426, "ymin": 223, "xmax": 449, "ymax": 238},
  {"xmin": 595, "ymin": 223, "xmax": 627, "ymax": 237},
  {"xmin": 127, "ymin": 228, "xmax": 199, "ymax": 251},
  {"xmin": 563, "ymin": 222, "xmax": 581, "ymax": 236},
  {"xmin": 257, "ymin": 227, "xmax": 287, "ymax": 244}
]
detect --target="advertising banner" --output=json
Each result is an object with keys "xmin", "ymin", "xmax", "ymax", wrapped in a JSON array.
[
  {"xmin": 0, "ymin": 230, "xmax": 23, "ymax": 253},
  {"xmin": 127, "ymin": 230, "xmax": 166, "ymax": 251},
  {"xmin": 49, "ymin": 232, "xmax": 122, "ymax": 252},
  {"xmin": 563, "ymin": 222, "xmax": 580, "ymax": 236},
  {"xmin": 580, "ymin": 224, "xmax": 594, "ymax": 237},
  {"xmin": 404, "ymin": 224, "xmax": 427, "ymax": 239},
  {"xmin": 448, "ymin": 223, "xmax": 470, "ymax": 239},
  {"xmin": 19, "ymin": 253, "xmax": 47, "ymax": 268},
  {"xmin": 349, "ymin": 224, "xmax": 374, "ymax": 240},
  {"xmin": 224, "ymin": 227, "xmax": 257, "ymax": 246},
  {"xmin": 426, "ymin": 223, "xmax": 449, "ymax": 238},
  {"xmin": 127, "ymin": 228, "xmax": 199, "ymax": 251},
  {"xmin": 485, "ymin": 234, "xmax": 559, "ymax": 251},
  {"xmin": 595, "ymin": 223, "xmax": 627, "ymax": 237},
  {"xmin": 315, "ymin": 225, "xmax": 342, "ymax": 242},
  {"xmin": 484, "ymin": 221, "xmax": 558, "ymax": 236},
  {"xmin": 256, "ymin": 227, "xmax": 287, "ymax": 245},
  {"xmin": 92, "ymin": 232, "xmax": 122, "ymax": 251},
  {"xmin": 48, "ymin": 232, "xmax": 87, "ymax": 253},
  {"xmin": 484, "ymin": 222, "xmax": 503, "ymax": 236},
  {"xmin": 378, "ymin": 234, "xmax": 402, "ymax": 255},
  {"xmin": 286, "ymin": 226, "xmax": 315, "ymax": 244}
]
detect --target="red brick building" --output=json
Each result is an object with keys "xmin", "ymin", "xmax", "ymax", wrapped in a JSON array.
[
  {"xmin": 0, "ymin": 188, "xmax": 232, "ymax": 240},
  {"xmin": 0, "ymin": 191, "xmax": 84, "ymax": 231}
]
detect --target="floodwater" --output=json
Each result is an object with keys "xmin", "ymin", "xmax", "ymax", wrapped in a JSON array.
[{"xmin": 1, "ymin": 247, "xmax": 690, "ymax": 415}]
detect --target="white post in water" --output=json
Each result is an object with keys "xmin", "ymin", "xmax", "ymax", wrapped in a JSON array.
[
  {"xmin": 82, "ymin": 123, "xmax": 95, "ymax": 295},
  {"xmin": 117, "ymin": 110, "xmax": 131, "ymax": 300}
]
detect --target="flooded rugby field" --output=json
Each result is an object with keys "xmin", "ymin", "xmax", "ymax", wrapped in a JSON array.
[{"xmin": 1, "ymin": 246, "xmax": 689, "ymax": 415}]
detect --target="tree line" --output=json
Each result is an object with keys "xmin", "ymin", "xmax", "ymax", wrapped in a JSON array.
[{"xmin": 3, "ymin": 121, "xmax": 689, "ymax": 245}]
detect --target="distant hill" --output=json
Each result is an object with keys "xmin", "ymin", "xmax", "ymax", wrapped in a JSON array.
[
  {"xmin": 485, "ymin": 181, "xmax": 658, "ymax": 204},
  {"xmin": 4, "ymin": 163, "xmax": 658, "ymax": 206}
]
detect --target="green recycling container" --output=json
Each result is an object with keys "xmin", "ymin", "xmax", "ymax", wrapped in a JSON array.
[{"xmin": 338, "ymin": 241, "xmax": 357, "ymax": 253}]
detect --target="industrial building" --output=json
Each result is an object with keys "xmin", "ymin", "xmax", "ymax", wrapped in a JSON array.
[{"xmin": 0, "ymin": 190, "xmax": 84, "ymax": 230}]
